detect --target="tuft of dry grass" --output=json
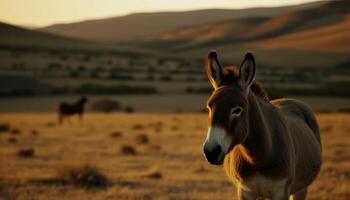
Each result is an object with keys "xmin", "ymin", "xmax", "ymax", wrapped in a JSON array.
[
  {"xmin": 120, "ymin": 145, "xmax": 137, "ymax": 155},
  {"xmin": 135, "ymin": 134, "xmax": 149, "ymax": 144},
  {"xmin": 56, "ymin": 165, "xmax": 109, "ymax": 189},
  {"xmin": 9, "ymin": 128, "xmax": 21, "ymax": 135},
  {"xmin": 7, "ymin": 137, "xmax": 17, "ymax": 143},
  {"xmin": 141, "ymin": 166, "xmax": 162, "ymax": 179},
  {"xmin": 31, "ymin": 129, "xmax": 39, "ymax": 136},
  {"xmin": 132, "ymin": 124, "xmax": 145, "ymax": 130},
  {"xmin": 17, "ymin": 148, "xmax": 35, "ymax": 158},
  {"xmin": 110, "ymin": 131, "xmax": 122, "ymax": 138}
]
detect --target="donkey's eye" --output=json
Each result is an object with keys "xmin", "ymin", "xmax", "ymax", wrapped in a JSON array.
[{"xmin": 231, "ymin": 106, "xmax": 242, "ymax": 116}]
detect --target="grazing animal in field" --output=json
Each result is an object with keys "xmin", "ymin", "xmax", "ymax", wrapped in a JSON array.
[
  {"xmin": 57, "ymin": 96, "xmax": 88, "ymax": 124},
  {"xmin": 203, "ymin": 51, "xmax": 322, "ymax": 200}
]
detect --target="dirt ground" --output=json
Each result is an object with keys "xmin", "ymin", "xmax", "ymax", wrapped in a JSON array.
[{"xmin": 0, "ymin": 113, "xmax": 349, "ymax": 200}]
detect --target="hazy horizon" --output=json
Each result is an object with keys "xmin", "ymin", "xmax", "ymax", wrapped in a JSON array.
[{"xmin": 0, "ymin": 0, "xmax": 326, "ymax": 28}]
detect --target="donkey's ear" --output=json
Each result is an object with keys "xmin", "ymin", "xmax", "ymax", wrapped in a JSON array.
[
  {"xmin": 206, "ymin": 50, "xmax": 224, "ymax": 89},
  {"xmin": 239, "ymin": 52, "xmax": 256, "ymax": 90}
]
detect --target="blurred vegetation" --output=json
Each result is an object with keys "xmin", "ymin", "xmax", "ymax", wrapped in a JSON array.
[
  {"xmin": 0, "ymin": 49, "xmax": 349, "ymax": 98},
  {"xmin": 0, "ymin": 75, "xmax": 157, "ymax": 97},
  {"xmin": 186, "ymin": 82, "xmax": 350, "ymax": 98},
  {"xmin": 91, "ymin": 99, "xmax": 121, "ymax": 113}
]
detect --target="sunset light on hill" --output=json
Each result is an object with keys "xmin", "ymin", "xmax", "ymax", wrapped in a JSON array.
[{"xmin": 0, "ymin": 0, "xmax": 323, "ymax": 27}]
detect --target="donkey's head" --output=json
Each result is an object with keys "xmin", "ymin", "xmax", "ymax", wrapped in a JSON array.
[
  {"xmin": 203, "ymin": 50, "xmax": 256, "ymax": 165},
  {"xmin": 80, "ymin": 96, "xmax": 88, "ymax": 104}
]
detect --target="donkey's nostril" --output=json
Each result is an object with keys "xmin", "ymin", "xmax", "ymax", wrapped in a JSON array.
[
  {"xmin": 204, "ymin": 145, "xmax": 222, "ymax": 164},
  {"xmin": 212, "ymin": 145, "xmax": 222, "ymax": 156}
]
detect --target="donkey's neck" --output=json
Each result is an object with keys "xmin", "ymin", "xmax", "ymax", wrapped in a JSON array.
[{"xmin": 239, "ymin": 92, "xmax": 276, "ymax": 165}]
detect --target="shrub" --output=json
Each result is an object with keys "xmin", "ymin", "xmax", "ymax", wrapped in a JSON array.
[
  {"xmin": 8, "ymin": 137, "xmax": 17, "ymax": 143},
  {"xmin": 57, "ymin": 165, "xmax": 108, "ymax": 189},
  {"xmin": 338, "ymin": 108, "xmax": 350, "ymax": 113},
  {"xmin": 120, "ymin": 145, "xmax": 137, "ymax": 155},
  {"xmin": 31, "ymin": 129, "xmax": 39, "ymax": 136},
  {"xmin": 109, "ymin": 74, "xmax": 134, "ymax": 80},
  {"xmin": 136, "ymin": 134, "xmax": 149, "ymax": 144},
  {"xmin": 89, "ymin": 70, "xmax": 99, "ymax": 78},
  {"xmin": 10, "ymin": 128, "xmax": 21, "ymax": 135},
  {"xmin": 147, "ymin": 75, "xmax": 155, "ymax": 81},
  {"xmin": 91, "ymin": 99, "xmax": 121, "ymax": 113},
  {"xmin": 125, "ymin": 106, "xmax": 135, "ymax": 113},
  {"xmin": 186, "ymin": 86, "xmax": 211, "ymax": 94},
  {"xmin": 110, "ymin": 131, "xmax": 122, "ymax": 138},
  {"xmin": 132, "ymin": 124, "xmax": 144, "ymax": 130},
  {"xmin": 77, "ymin": 65, "xmax": 86, "ymax": 71},
  {"xmin": 159, "ymin": 75, "xmax": 172, "ymax": 81},
  {"xmin": 76, "ymin": 84, "xmax": 157, "ymax": 95},
  {"xmin": 60, "ymin": 55, "xmax": 69, "ymax": 60},
  {"xmin": 47, "ymin": 62, "xmax": 62, "ymax": 70},
  {"xmin": 70, "ymin": 70, "xmax": 80, "ymax": 78},
  {"xmin": 17, "ymin": 148, "xmax": 35, "ymax": 158}
]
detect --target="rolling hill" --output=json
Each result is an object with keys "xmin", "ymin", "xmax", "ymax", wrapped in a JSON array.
[
  {"xmin": 256, "ymin": 14, "xmax": 350, "ymax": 53},
  {"xmin": 38, "ymin": 1, "xmax": 324, "ymax": 43},
  {"xmin": 0, "ymin": 21, "xmax": 152, "ymax": 56},
  {"xmin": 145, "ymin": 0, "xmax": 350, "ymax": 53},
  {"xmin": 136, "ymin": 0, "xmax": 349, "ymax": 67},
  {"xmin": 0, "ymin": 22, "xmax": 95, "ymax": 49}
]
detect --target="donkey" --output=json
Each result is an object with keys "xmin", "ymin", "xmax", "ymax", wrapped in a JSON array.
[
  {"xmin": 203, "ymin": 51, "xmax": 322, "ymax": 200},
  {"xmin": 57, "ymin": 96, "xmax": 88, "ymax": 124}
]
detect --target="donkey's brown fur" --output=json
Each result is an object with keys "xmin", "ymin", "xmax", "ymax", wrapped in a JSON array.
[{"xmin": 203, "ymin": 51, "xmax": 322, "ymax": 200}]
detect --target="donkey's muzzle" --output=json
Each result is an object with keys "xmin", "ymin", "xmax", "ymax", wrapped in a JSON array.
[{"xmin": 204, "ymin": 145, "xmax": 222, "ymax": 165}]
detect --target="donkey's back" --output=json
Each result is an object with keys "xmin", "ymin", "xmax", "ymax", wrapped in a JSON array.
[{"xmin": 271, "ymin": 98, "xmax": 322, "ymax": 193}]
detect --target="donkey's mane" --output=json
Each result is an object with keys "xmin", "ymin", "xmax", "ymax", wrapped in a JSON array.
[{"xmin": 223, "ymin": 66, "xmax": 269, "ymax": 102}]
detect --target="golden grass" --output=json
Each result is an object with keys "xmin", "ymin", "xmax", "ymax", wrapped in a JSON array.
[{"xmin": 0, "ymin": 113, "xmax": 349, "ymax": 199}]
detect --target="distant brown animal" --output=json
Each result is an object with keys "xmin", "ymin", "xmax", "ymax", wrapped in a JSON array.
[
  {"xmin": 57, "ymin": 96, "xmax": 88, "ymax": 124},
  {"xmin": 203, "ymin": 51, "xmax": 322, "ymax": 200}
]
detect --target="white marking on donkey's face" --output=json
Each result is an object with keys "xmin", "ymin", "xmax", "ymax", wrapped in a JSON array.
[{"xmin": 204, "ymin": 126, "xmax": 233, "ymax": 163}]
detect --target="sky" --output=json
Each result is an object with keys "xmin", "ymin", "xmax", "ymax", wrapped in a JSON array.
[{"xmin": 0, "ymin": 0, "xmax": 324, "ymax": 27}]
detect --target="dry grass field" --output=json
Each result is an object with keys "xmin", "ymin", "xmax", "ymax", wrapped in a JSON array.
[{"xmin": 0, "ymin": 113, "xmax": 349, "ymax": 200}]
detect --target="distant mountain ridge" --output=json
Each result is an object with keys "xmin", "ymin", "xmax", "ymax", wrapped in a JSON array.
[
  {"xmin": 38, "ymin": 1, "xmax": 325, "ymax": 42},
  {"xmin": 143, "ymin": 0, "xmax": 350, "ymax": 54}
]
